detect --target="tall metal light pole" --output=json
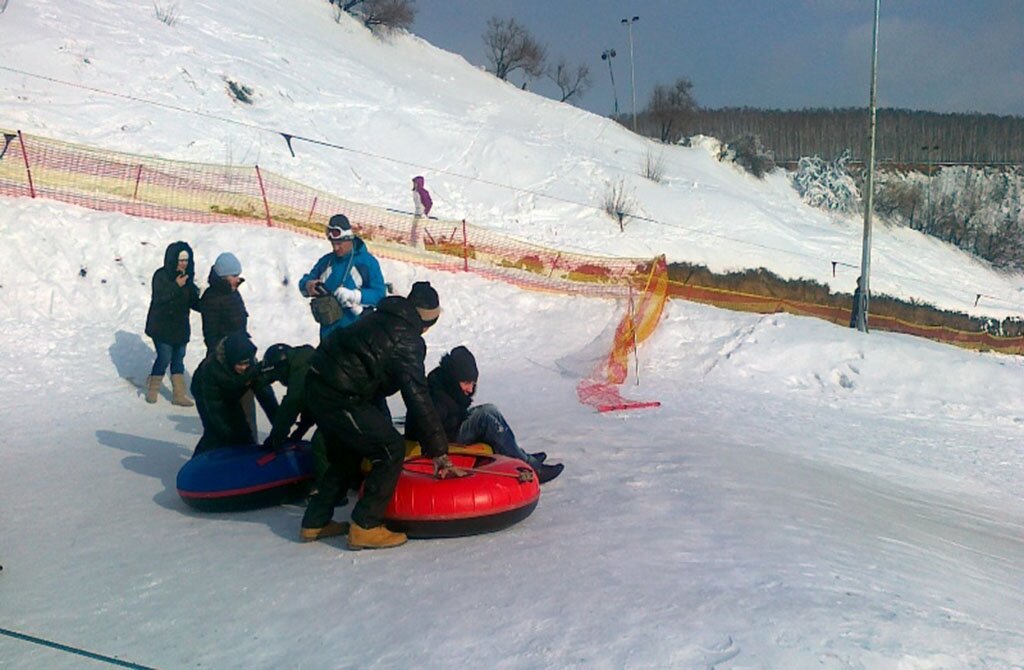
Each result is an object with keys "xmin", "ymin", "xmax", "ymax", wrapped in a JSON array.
[
  {"xmin": 621, "ymin": 15, "xmax": 639, "ymax": 131},
  {"xmin": 856, "ymin": 0, "xmax": 881, "ymax": 333},
  {"xmin": 601, "ymin": 48, "xmax": 619, "ymax": 116}
]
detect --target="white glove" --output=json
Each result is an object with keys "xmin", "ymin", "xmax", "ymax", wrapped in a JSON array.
[{"xmin": 333, "ymin": 286, "xmax": 361, "ymax": 306}]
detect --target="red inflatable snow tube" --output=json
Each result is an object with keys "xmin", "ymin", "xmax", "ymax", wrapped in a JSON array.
[{"xmin": 382, "ymin": 453, "xmax": 541, "ymax": 538}]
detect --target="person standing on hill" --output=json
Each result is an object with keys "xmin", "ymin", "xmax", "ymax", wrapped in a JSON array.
[
  {"xmin": 299, "ymin": 214, "xmax": 387, "ymax": 341},
  {"xmin": 411, "ymin": 176, "xmax": 432, "ymax": 218},
  {"xmin": 299, "ymin": 281, "xmax": 460, "ymax": 550},
  {"xmin": 410, "ymin": 176, "xmax": 433, "ymax": 248},
  {"xmin": 405, "ymin": 345, "xmax": 564, "ymax": 483},
  {"xmin": 850, "ymin": 275, "xmax": 868, "ymax": 332},
  {"xmin": 200, "ymin": 252, "xmax": 249, "ymax": 351},
  {"xmin": 144, "ymin": 241, "xmax": 201, "ymax": 406},
  {"xmin": 200, "ymin": 252, "xmax": 260, "ymax": 436}
]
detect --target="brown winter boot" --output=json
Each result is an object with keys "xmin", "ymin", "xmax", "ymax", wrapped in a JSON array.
[
  {"xmin": 145, "ymin": 375, "xmax": 162, "ymax": 404},
  {"xmin": 170, "ymin": 373, "xmax": 194, "ymax": 407},
  {"xmin": 347, "ymin": 523, "xmax": 408, "ymax": 550},
  {"xmin": 299, "ymin": 520, "xmax": 350, "ymax": 543}
]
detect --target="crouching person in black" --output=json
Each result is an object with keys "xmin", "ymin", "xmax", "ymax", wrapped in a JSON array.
[
  {"xmin": 300, "ymin": 281, "xmax": 459, "ymax": 550},
  {"xmin": 191, "ymin": 333, "xmax": 279, "ymax": 457},
  {"xmin": 406, "ymin": 345, "xmax": 564, "ymax": 483}
]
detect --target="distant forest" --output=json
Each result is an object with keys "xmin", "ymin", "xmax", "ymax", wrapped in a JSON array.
[{"xmin": 661, "ymin": 108, "xmax": 1024, "ymax": 165}]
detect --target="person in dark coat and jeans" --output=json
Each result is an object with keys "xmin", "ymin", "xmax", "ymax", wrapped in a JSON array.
[
  {"xmin": 300, "ymin": 281, "xmax": 459, "ymax": 550},
  {"xmin": 190, "ymin": 333, "xmax": 279, "ymax": 456},
  {"xmin": 406, "ymin": 346, "xmax": 564, "ymax": 483},
  {"xmin": 144, "ymin": 241, "xmax": 200, "ymax": 406}
]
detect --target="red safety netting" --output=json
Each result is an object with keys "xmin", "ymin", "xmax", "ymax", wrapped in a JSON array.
[{"xmin": 0, "ymin": 128, "xmax": 665, "ymax": 409}]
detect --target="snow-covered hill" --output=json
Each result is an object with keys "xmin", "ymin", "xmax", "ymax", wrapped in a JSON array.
[{"xmin": 2, "ymin": 0, "xmax": 1022, "ymax": 318}]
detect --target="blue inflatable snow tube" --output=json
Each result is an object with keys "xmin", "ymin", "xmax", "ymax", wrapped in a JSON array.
[{"xmin": 176, "ymin": 441, "xmax": 315, "ymax": 512}]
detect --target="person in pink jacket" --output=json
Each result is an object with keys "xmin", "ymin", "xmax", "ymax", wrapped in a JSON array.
[{"xmin": 411, "ymin": 175, "xmax": 433, "ymax": 217}]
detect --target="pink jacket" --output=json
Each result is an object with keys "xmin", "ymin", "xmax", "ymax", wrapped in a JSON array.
[{"xmin": 412, "ymin": 175, "xmax": 433, "ymax": 217}]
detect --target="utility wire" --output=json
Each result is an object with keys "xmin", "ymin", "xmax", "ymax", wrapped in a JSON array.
[{"xmin": 2, "ymin": 64, "xmax": 1021, "ymax": 312}]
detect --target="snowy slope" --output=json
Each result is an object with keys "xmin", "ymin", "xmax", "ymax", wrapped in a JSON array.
[
  {"xmin": 2, "ymin": 1, "xmax": 1024, "ymax": 668},
  {"xmin": 2, "ymin": 0, "xmax": 1023, "ymax": 318}
]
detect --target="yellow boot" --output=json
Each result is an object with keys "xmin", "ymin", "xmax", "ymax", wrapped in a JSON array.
[
  {"xmin": 299, "ymin": 520, "xmax": 350, "ymax": 543},
  {"xmin": 348, "ymin": 523, "xmax": 408, "ymax": 550},
  {"xmin": 145, "ymin": 375, "xmax": 162, "ymax": 404},
  {"xmin": 170, "ymin": 373, "xmax": 194, "ymax": 407}
]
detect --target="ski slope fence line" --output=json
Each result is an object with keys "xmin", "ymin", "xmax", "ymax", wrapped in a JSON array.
[
  {"xmin": 665, "ymin": 279, "xmax": 1024, "ymax": 355},
  {"xmin": 0, "ymin": 129, "xmax": 668, "ymax": 409}
]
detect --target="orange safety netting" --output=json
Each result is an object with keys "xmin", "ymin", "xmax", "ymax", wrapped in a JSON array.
[
  {"xmin": 0, "ymin": 128, "xmax": 666, "ymax": 409},
  {"xmin": 666, "ymin": 280, "xmax": 1024, "ymax": 355},
  {"xmin": 577, "ymin": 257, "xmax": 668, "ymax": 412}
]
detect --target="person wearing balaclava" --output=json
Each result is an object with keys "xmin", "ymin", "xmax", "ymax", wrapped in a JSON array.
[
  {"xmin": 299, "ymin": 280, "xmax": 460, "ymax": 550},
  {"xmin": 190, "ymin": 333, "xmax": 279, "ymax": 456},
  {"xmin": 405, "ymin": 345, "xmax": 564, "ymax": 483},
  {"xmin": 144, "ymin": 241, "xmax": 200, "ymax": 406}
]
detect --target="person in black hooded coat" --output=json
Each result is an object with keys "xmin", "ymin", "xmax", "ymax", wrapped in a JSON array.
[
  {"xmin": 405, "ymin": 345, "xmax": 563, "ymax": 483},
  {"xmin": 144, "ymin": 241, "xmax": 200, "ymax": 406},
  {"xmin": 190, "ymin": 333, "xmax": 279, "ymax": 456},
  {"xmin": 299, "ymin": 281, "xmax": 457, "ymax": 550}
]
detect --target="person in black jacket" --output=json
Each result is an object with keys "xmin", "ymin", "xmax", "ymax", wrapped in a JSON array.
[
  {"xmin": 144, "ymin": 241, "xmax": 200, "ymax": 406},
  {"xmin": 191, "ymin": 333, "xmax": 279, "ymax": 456},
  {"xmin": 406, "ymin": 346, "xmax": 564, "ymax": 483},
  {"xmin": 199, "ymin": 252, "xmax": 248, "ymax": 351},
  {"xmin": 261, "ymin": 343, "xmax": 352, "ymax": 509},
  {"xmin": 300, "ymin": 281, "xmax": 458, "ymax": 550}
]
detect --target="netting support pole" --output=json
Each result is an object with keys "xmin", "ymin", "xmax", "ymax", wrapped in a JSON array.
[
  {"xmin": 132, "ymin": 164, "xmax": 143, "ymax": 200},
  {"xmin": 628, "ymin": 283, "xmax": 640, "ymax": 385},
  {"xmin": 254, "ymin": 164, "xmax": 272, "ymax": 227},
  {"xmin": 307, "ymin": 196, "xmax": 318, "ymax": 223},
  {"xmin": 461, "ymin": 219, "xmax": 469, "ymax": 272},
  {"xmin": 17, "ymin": 131, "xmax": 35, "ymax": 198}
]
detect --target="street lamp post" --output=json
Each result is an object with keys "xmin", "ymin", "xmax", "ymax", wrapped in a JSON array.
[
  {"xmin": 621, "ymin": 15, "xmax": 639, "ymax": 131},
  {"xmin": 601, "ymin": 48, "xmax": 619, "ymax": 116},
  {"xmin": 856, "ymin": 0, "xmax": 881, "ymax": 334}
]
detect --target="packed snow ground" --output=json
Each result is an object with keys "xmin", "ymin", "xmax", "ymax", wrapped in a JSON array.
[
  {"xmin": 2, "ymin": 201, "xmax": 1024, "ymax": 669},
  {"xmin": 2, "ymin": 0, "xmax": 1024, "ymax": 668}
]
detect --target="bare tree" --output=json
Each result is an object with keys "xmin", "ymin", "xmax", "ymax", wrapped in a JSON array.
[
  {"xmin": 547, "ymin": 59, "xmax": 591, "ymax": 104},
  {"xmin": 335, "ymin": 0, "xmax": 416, "ymax": 33},
  {"xmin": 645, "ymin": 78, "xmax": 697, "ymax": 143},
  {"xmin": 483, "ymin": 17, "xmax": 546, "ymax": 82}
]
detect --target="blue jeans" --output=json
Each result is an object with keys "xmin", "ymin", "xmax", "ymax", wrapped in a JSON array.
[
  {"xmin": 456, "ymin": 404, "xmax": 539, "ymax": 468},
  {"xmin": 150, "ymin": 340, "xmax": 187, "ymax": 376}
]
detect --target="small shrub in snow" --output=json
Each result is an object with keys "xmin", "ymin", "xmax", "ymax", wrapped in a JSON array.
[
  {"xmin": 719, "ymin": 134, "xmax": 775, "ymax": 179},
  {"xmin": 793, "ymin": 150, "xmax": 859, "ymax": 213},
  {"xmin": 601, "ymin": 178, "xmax": 639, "ymax": 232},
  {"xmin": 153, "ymin": 2, "xmax": 179, "ymax": 26},
  {"xmin": 226, "ymin": 80, "xmax": 254, "ymax": 105},
  {"xmin": 641, "ymin": 150, "xmax": 664, "ymax": 183}
]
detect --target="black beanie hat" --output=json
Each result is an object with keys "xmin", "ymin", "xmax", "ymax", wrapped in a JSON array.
[
  {"xmin": 442, "ymin": 346, "xmax": 478, "ymax": 383},
  {"xmin": 408, "ymin": 281, "xmax": 440, "ymax": 327},
  {"xmin": 223, "ymin": 333, "xmax": 257, "ymax": 367}
]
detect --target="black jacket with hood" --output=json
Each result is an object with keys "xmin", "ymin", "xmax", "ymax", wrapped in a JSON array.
[
  {"xmin": 310, "ymin": 295, "xmax": 448, "ymax": 457},
  {"xmin": 145, "ymin": 241, "xmax": 200, "ymax": 345},
  {"xmin": 405, "ymin": 359, "xmax": 473, "ymax": 444},
  {"xmin": 191, "ymin": 337, "xmax": 279, "ymax": 453}
]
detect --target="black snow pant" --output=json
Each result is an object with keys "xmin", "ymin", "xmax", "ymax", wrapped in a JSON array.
[{"xmin": 301, "ymin": 373, "xmax": 404, "ymax": 530}]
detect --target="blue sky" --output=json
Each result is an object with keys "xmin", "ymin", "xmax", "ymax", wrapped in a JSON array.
[{"xmin": 412, "ymin": 0, "xmax": 1024, "ymax": 118}]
